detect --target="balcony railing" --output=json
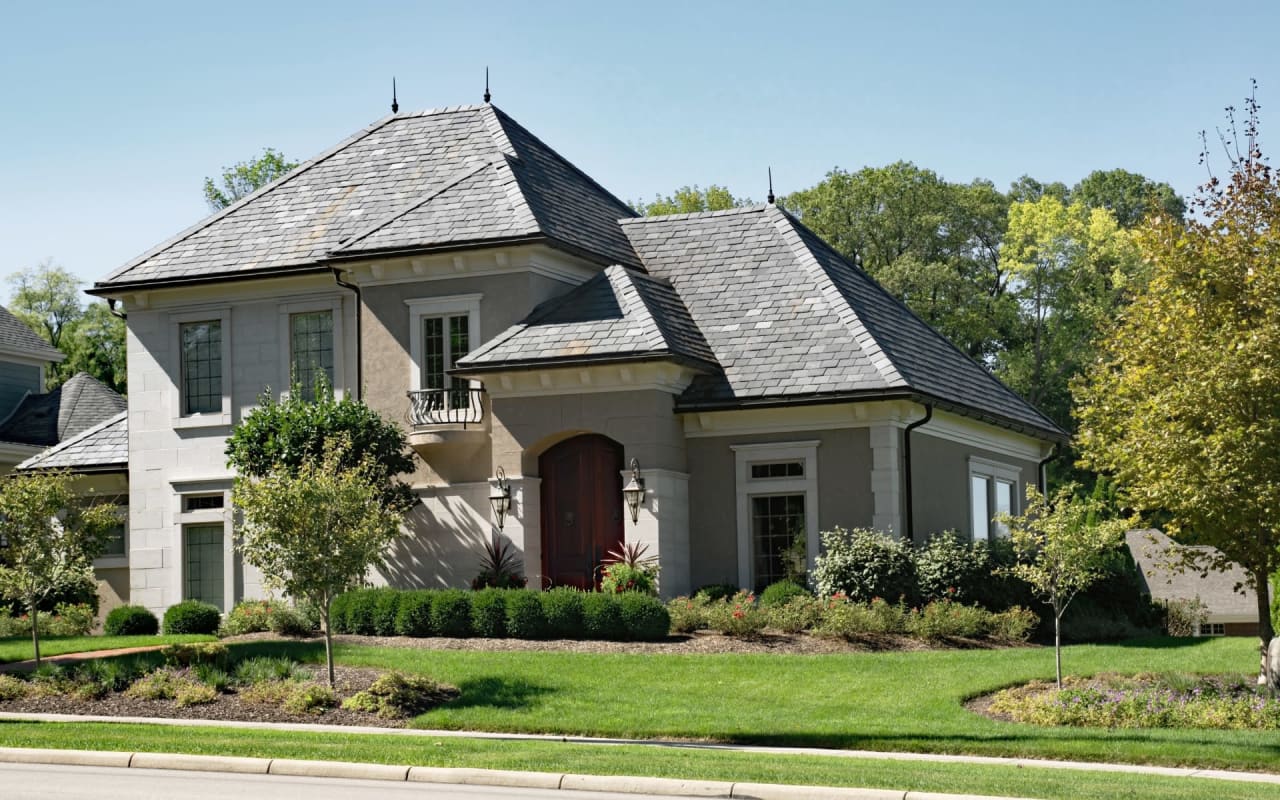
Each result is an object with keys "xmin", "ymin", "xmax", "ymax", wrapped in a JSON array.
[{"xmin": 407, "ymin": 387, "xmax": 486, "ymax": 428}]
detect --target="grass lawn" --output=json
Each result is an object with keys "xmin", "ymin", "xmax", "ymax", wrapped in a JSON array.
[{"xmin": 0, "ymin": 634, "xmax": 217, "ymax": 664}]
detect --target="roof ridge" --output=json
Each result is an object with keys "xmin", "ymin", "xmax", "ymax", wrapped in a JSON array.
[
  {"xmin": 395, "ymin": 104, "xmax": 491, "ymax": 118},
  {"xmin": 765, "ymin": 205, "xmax": 905, "ymax": 388},
  {"xmin": 619, "ymin": 204, "xmax": 768, "ymax": 225},
  {"xmin": 606, "ymin": 267, "xmax": 668, "ymax": 351},
  {"xmin": 331, "ymin": 158, "xmax": 504, "ymax": 253},
  {"xmin": 97, "ymin": 113, "xmax": 402, "ymax": 287},
  {"xmin": 19, "ymin": 410, "xmax": 126, "ymax": 470}
]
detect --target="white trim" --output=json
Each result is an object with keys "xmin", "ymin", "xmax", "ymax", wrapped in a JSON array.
[
  {"xmin": 339, "ymin": 245, "xmax": 598, "ymax": 289},
  {"xmin": 170, "ymin": 307, "xmax": 233, "ymax": 428},
  {"xmin": 869, "ymin": 425, "xmax": 901, "ymax": 534},
  {"xmin": 482, "ymin": 362, "xmax": 699, "ymax": 398},
  {"xmin": 406, "ymin": 293, "xmax": 483, "ymax": 392},
  {"xmin": 968, "ymin": 456, "xmax": 1022, "ymax": 541},
  {"xmin": 277, "ymin": 297, "xmax": 346, "ymax": 399},
  {"xmin": 731, "ymin": 440, "xmax": 820, "ymax": 589},
  {"xmin": 0, "ymin": 348, "xmax": 62, "ymax": 368}
]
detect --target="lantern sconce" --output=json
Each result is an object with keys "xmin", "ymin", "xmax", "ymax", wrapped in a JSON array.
[
  {"xmin": 489, "ymin": 467, "xmax": 512, "ymax": 530},
  {"xmin": 622, "ymin": 458, "xmax": 645, "ymax": 525}
]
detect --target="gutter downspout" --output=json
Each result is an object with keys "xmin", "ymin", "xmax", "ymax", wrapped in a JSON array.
[
  {"xmin": 331, "ymin": 267, "xmax": 362, "ymax": 401},
  {"xmin": 1037, "ymin": 444, "xmax": 1059, "ymax": 495},
  {"xmin": 106, "ymin": 298, "xmax": 126, "ymax": 320},
  {"xmin": 902, "ymin": 402, "xmax": 933, "ymax": 544}
]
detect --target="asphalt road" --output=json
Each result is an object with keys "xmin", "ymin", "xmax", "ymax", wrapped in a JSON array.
[{"xmin": 0, "ymin": 763, "xmax": 679, "ymax": 800}]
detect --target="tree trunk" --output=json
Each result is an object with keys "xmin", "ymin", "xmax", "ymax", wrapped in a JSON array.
[
  {"xmin": 1054, "ymin": 606, "xmax": 1063, "ymax": 690},
  {"xmin": 322, "ymin": 596, "xmax": 335, "ymax": 688},
  {"xmin": 1254, "ymin": 567, "xmax": 1274, "ymax": 684},
  {"xmin": 29, "ymin": 600, "xmax": 40, "ymax": 667}
]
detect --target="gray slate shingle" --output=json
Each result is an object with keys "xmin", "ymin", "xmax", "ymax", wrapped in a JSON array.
[
  {"xmin": 0, "ymin": 306, "xmax": 63, "ymax": 362},
  {"xmin": 0, "ymin": 372, "xmax": 127, "ymax": 447},
  {"xmin": 16, "ymin": 410, "xmax": 127, "ymax": 471}
]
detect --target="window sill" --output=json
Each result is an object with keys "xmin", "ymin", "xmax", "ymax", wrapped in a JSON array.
[
  {"xmin": 93, "ymin": 556, "xmax": 128, "ymax": 569},
  {"xmin": 173, "ymin": 412, "xmax": 232, "ymax": 430}
]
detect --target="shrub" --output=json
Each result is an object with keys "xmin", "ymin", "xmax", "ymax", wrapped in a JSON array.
[
  {"xmin": 125, "ymin": 668, "xmax": 183, "ymax": 700},
  {"xmin": 341, "ymin": 672, "xmax": 453, "ymax": 718},
  {"xmin": 77, "ymin": 658, "xmax": 147, "ymax": 693},
  {"xmin": 430, "ymin": 589, "xmax": 472, "ymax": 637},
  {"xmin": 283, "ymin": 682, "xmax": 339, "ymax": 714},
  {"xmin": 343, "ymin": 589, "xmax": 381, "ymax": 636},
  {"xmin": 372, "ymin": 588, "xmax": 402, "ymax": 636},
  {"xmin": 816, "ymin": 596, "xmax": 908, "ymax": 639},
  {"xmin": 618, "ymin": 592, "xmax": 670, "ymax": 641},
  {"xmin": 907, "ymin": 600, "xmax": 991, "ymax": 640},
  {"xmin": 601, "ymin": 563, "xmax": 657, "ymax": 595},
  {"xmin": 394, "ymin": 590, "xmax": 436, "ymax": 637},
  {"xmin": 812, "ymin": 527, "xmax": 917, "ymax": 604},
  {"xmin": 174, "ymin": 682, "xmax": 218, "ymax": 707},
  {"xmin": 666, "ymin": 595, "xmax": 710, "ymax": 634},
  {"xmin": 1163, "ymin": 597, "xmax": 1210, "ymax": 637},
  {"xmin": 0, "ymin": 674, "xmax": 26, "ymax": 701},
  {"xmin": 221, "ymin": 600, "xmax": 277, "ymax": 636},
  {"xmin": 3, "ymin": 570, "xmax": 100, "ymax": 616},
  {"xmin": 504, "ymin": 590, "xmax": 547, "ymax": 639},
  {"xmin": 470, "ymin": 588, "xmax": 507, "ymax": 638},
  {"xmin": 269, "ymin": 606, "xmax": 316, "ymax": 637},
  {"xmin": 328, "ymin": 592, "xmax": 352, "ymax": 634},
  {"xmin": 163, "ymin": 600, "xmax": 222, "ymax": 635},
  {"xmin": 705, "ymin": 591, "xmax": 767, "ymax": 637},
  {"xmin": 541, "ymin": 588, "xmax": 584, "ymax": 638},
  {"xmin": 768, "ymin": 595, "xmax": 824, "ymax": 634},
  {"xmin": 45, "ymin": 603, "xmax": 96, "ymax": 637},
  {"xmin": 162, "ymin": 642, "xmax": 228, "ymax": 668},
  {"xmin": 471, "ymin": 534, "xmax": 526, "ymax": 590},
  {"xmin": 233, "ymin": 656, "xmax": 305, "ymax": 685},
  {"xmin": 239, "ymin": 679, "xmax": 296, "ymax": 706},
  {"xmin": 915, "ymin": 532, "xmax": 992, "ymax": 604},
  {"xmin": 760, "ymin": 580, "xmax": 809, "ymax": 608},
  {"xmin": 693, "ymin": 584, "xmax": 738, "ymax": 602},
  {"xmin": 580, "ymin": 592, "xmax": 624, "ymax": 640},
  {"xmin": 194, "ymin": 664, "xmax": 232, "ymax": 693},
  {"xmin": 989, "ymin": 606, "xmax": 1039, "ymax": 642},
  {"xmin": 104, "ymin": 604, "xmax": 160, "ymax": 637}
]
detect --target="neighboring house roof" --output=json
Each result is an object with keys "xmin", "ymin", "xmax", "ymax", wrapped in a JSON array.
[
  {"xmin": 0, "ymin": 306, "xmax": 64, "ymax": 363},
  {"xmin": 1126, "ymin": 530, "xmax": 1261, "ymax": 621},
  {"xmin": 0, "ymin": 373, "xmax": 127, "ymax": 447},
  {"xmin": 459, "ymin": 265, "xmax": 718, "ymax": 371},
  {"xmin": 94, "ymin": 105, "xmax": 639, "ymax": 291},
  {"xmin": 16, "ymin": 410, "xmax": 127, "ymax": 472}
]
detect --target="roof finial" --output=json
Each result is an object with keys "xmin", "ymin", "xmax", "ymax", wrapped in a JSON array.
[
  {"xmin": 767, "ymin": 167, "xmax": 776, "ymax": 205},
  {"xmin": 484, "ymin": 67, "xmax": 491, "ymax": 104},
  {"xmin": 391, "ymin": 77, "xmax": 399, "ymax": 114}
]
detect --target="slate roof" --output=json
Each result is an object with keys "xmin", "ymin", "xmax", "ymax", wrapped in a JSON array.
[
  {"xmin": 1126, "ymin": 530, "xmax": 1263, "ymax": 620},
  {"xmin": 0, "ymin": 306, "xmax": 63, "ymax": 362},
  {"xmin": 0, "ymin": 373, "xmax": 127, "ymax": 447},
  {"xmin": 16, "ymin": 411, "xmax": 127, "ymax": 472},
  {"xmin": 458, "ymin": 265, "xmax": 717, "ymax": 370},
  {"xmin": 95, "ymin": 105, "xmax": 638, "ymax": 290}
]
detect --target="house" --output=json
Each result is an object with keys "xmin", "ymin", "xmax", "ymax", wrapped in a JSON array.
[
  {"xmin": 1126, "ymin": 529, "xmax": 1266, "ymax": 637},
  {"xmin": 87, "ymin": 101, "xmax": 1065, "ymax": 614},
  {"xmin": 0, "ymin": 305, "xmax": 81, "ymax": 470}
]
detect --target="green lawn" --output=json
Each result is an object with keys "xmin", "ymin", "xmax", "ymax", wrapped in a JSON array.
[
  {"xmin": 0, "ymin": 635, "xmax": 216, "ymax": 664},
  {"xmin": 0, "ymin": 720, "xmax": 1275, "ymax": 800}
]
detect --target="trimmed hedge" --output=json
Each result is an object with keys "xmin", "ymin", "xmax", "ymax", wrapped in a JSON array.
[
  {"xmin": 104, "ymin": 604, "xmax": 159, "ymax": 636},
  {"xmin": 162, "ymin": 600, "xmax": 222, "ymax": 635},
  {"xmin": 330, "ymin": 587, "xmax": 668, "ymax": 642}
]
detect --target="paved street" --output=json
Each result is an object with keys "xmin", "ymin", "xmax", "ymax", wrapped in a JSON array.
[{"xmin": 0, "ymin": 763, "xmax": 677, "ymax": 800}]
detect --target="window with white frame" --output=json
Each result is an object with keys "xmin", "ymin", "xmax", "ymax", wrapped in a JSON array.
[
  {"xmin": 969, "ymin": 457, "xmax": 1021, "ymax": 541},
  {"xmin": 732, "ymin": 441, "xmax": 820, "ymax": 591},
  {"xmin": 406, "ymin": 294, "xmax": 482, "ymax": 421},
  {"xmin": 290, "ymin": 310, "xmax": 334, "ymax": 399},
  {"xmin": 1197, "ymin": 622, "xmax": 1226, "ymax": 637}
]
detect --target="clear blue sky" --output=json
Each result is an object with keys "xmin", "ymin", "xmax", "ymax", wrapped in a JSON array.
[{"xmin": 2, "ymin": 1, "xmax": 1274, "ymax": 294}]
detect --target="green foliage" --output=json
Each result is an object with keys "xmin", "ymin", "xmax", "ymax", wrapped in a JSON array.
[
  {"xmin": 162, "ymin": 601, "xmax": 222, "ymax": 635},
  {"xmin": 221, "ymin": 600, "xmax": 277, "ymax": 636},
  {"xmin": 579, "ymin": 591, "xmax": 624, "ymax": 640},
  {"xmin": 915, "ymin": 532, "xmax": 992, "ymax": 604},
  {"xmin": 816, "ymin": 596, "xmax": 909, "ymax": 638},
  {"xmin": 393, "ymin": 590, "xmax": 436, "ymax": 637},
  {"xmin": 617, "ymin": 592, "xmax": 670, "ymax": 641},
  {"xmin": 811, "ymin": 527, "xmax": 917, "ymax": 604},
  {"xmin": 693, "ymin": 584, "xmax": 738, "ymax": 602},
  {"xmin": 907, "ymin": 600, "xmax": 991, "ymax": 640},
  {"xmin": 238, "ymin": 679, "xmax": 297, "ymax": 706},
  {"xmin": 767, "ymin": 595, "xmax": 825, "ymax": 634},
  {"xmin": 103, "ymin": 605, "xmax": 158, "ymax": 637},
  {"xmin": 371, "ymin": 588, "xmax": 402, "ymax": 637},
  {"xmin": 193, "ymin": 664, "xmax": 232, "ymax": 693},
  {"xmin": 234, "ymin": 656, "xmax": 306, "ymax": 686},
  {"xmin": 471, "ymin": 534, "xmax": 525, "ymax": 589},
  {"xmin": 635, "ymin": 184, "xmax": 750, "ymax": 216},
  {"xmin": 666, "ymin": 595, "xmax": 711, "ymax": 634},
  {"xmin": 1072, "ymin": 168, "xmax": 1186, "ymax": 228},
  {"xmin": 161, "ymin": 641, "xmax": 228, "ymax": 668},
  {"xmin": 759, "ymin": 580, "xmax": 809, "ymax": 608},
  {"xmin": 3, "ymin": 570, "xmax": 100, "ymax": 617},
  {"xmin": 342, "ymin": 588, "xmax": 380, "ymax": 635},
  {"xmin": 540, "ymin": 587, "xmax": 584, "ymax": 638},
  {"xmin": 704, "ymin": 590, "xmax": 767, "ymax": 637},
  {"xmin": 469, "ymin": 588, "xmax": 507, "ymax": 638},
  {"xmin": 340, "ymin": 671, "xmax": 454, "ymax": 719},
  {"xmin": 503, "ymin": 590, "xmax": 547, "ymax": 639},
  {"xmin": 282, "ymin": 682, "xmax": 339, "ymax": 715},
  {"xmin": 989, "ymin": 607, "xmax": 1040, "ymax": 641},
  {"xmin": 0, "ymin": 673, "xmax": 27, "ymax": 700},
  {"xmin": 430, "ymin": 589, "xmax": 473, "ymax": 638},
  {"xmin": 202, "ymin": 147, "xmax": 298, "ymax": 211},
  {"xmin": 6, "ymin": 259, "xmax": 84, "ymax": 351},
  {"xmin": 1162, "ymin": 597, "xmax": 1210, "ymax": 637},
  {"xmin": 269, "ymin": 606, "xmax": 315, "ymax": 637}
]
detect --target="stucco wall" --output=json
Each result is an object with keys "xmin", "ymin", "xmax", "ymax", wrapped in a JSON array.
[
  {"xmin": 684, "ymin": 427, "xmax": 874, "ymax": 591},
  {"xmin": 908, "ymin": 430, "xmax": 1040, "ymax": 542}
]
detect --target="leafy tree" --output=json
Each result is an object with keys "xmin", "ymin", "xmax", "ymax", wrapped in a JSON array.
[
  {"xmin": 233, "ymin": 441, "xmax": 405, "ymax": 686},
  {"xmin": 202, "ymin": 148, "xmax": 298, "ymax": 211},
  {"xmin": 1007, "ymin": 175, "xmax": 1070, "ymax": 205},
  {"xmin": 1074, "ymin": 103, "xmax": 1280, "ymax": 675},
  {"xmin": 1072, "ymin": 168, "xmax": 1185, "ymax": 228},
  {"xmin": 225, "ymin": 382, "xmax": 417, "ymax": 513},
  {"xmin": 635, "ymin": 184, "xmax": 750, "ymax": 216},
  {"xmin": 998, "ymin": 485, "xmax": 1131, "ymax": 687},
  {"xmin": 7, "ymin": 260, "xmax": 82, "ymax": 350},
  {"xmin": 0, "ymin": 471, "xmax": 118, "ymax": 665},
  {"xmin": 60, "ymin": 302, "xmax": 127, "ymax": 395}
]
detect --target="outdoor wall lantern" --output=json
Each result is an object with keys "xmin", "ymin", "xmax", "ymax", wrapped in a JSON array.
[
  {"xmin": 622, "ymin": 458, "xmax": 645, "ymax": 525},
  {"xmin": 489, "ymin": 467, "xmax": 512, "ymax": 530}
]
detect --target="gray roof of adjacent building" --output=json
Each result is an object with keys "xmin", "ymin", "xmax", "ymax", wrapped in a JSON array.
[
  {"xmin": 1126, "ymin": 529, "xmax": 1263, "ymax": 620},
  {"xmin": 0, "ymin": 306, "xmax": 64, "ymax": 362},
  {"xmin": 16, "ymin": 410, "xmax": 127, "ymax": 472},
  {"xmin": 94, "ymin": 105, "xmax": 639, "ymax": 290},
  {"xmin": 0, "ymin": 372, "xmax": 128, "ymax": 448}
]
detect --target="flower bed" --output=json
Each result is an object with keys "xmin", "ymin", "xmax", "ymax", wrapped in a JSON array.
[{"xmin": 986, "ymin": 672, "xmax": 1280, "ymax": 730}]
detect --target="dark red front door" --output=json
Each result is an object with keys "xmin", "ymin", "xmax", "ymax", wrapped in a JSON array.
[{"xmin": 539, "ymin": 434, "xmax": 625, "ymax": 589}]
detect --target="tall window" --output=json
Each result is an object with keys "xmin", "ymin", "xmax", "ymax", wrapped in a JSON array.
[
  {"xmin": 751, "ymin": 494, "xmax": 805, "ymax": 590},
  {"xmin": 184, "ymin": 524, "xmax": 224, "ymax": 610},
  {"xmin": 423, "ymin": 313, "xmax": 470, "ymax": 408},
  {"xmin": 290, "ymin": 310, "xmax": 334, "ymax": 400},
  {"xmin": 180, "ymin": 321, "xmax": 222, "ymax": 415},
  {"xmin": 969, "ymin": 458, "xmax": 1019, "ymax": 541}
]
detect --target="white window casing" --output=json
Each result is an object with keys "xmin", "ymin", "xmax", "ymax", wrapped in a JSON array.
[
  {"xmin": 969, "ymin": 456, "xmax": 1021, "ymax": 542},
  {"xmin": 276, "ymin": 298, "xmax": 345, "ymax": 399},
  {"xmin": 731, "ymin": 440, "xmax": 820, "ymax": 590},
  {"xmin": 405, "ymin": 294, "xmax": 482, "ymax": 391}
]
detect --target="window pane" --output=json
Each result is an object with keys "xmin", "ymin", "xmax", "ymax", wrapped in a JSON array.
[
  {"xmin": 448, "ymin": 315, "xmax": 470, "ymax": 408},
  {"xmin": 970, "ymin": 476, "xmax": 990, "ymax": 542},
  {"xmin": 290, "ymin": 311, "xmax": 334, "ymax": 401},
  {"xmin": 422, "ymin": 317, "xmax": 444, "ymax": 391},
  {"xmin": 750, "ymin": 461, "xmax": 804, "ymax": 479},
  {"xmin": 751, "ymin": 494, "xmax": 805, "ymax": 591},
  {"xmin": 184, "ymin": 524, "xmax": 224, "ymax": 611},
  {"xmin": 181, "ymin": 321, "xmax": 222, "ymax": 414},
  {"xmin": 993, "ymin": 481, "xmax": 1013, "ymax": 539},
  {"xmin": 102, "ymin": 522, "xmax": 126, "ymax": 557}
]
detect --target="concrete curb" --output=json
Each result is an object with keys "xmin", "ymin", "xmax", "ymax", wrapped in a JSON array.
[{"xmin": 0, "ymin": 747, "xmax": 1038, "ymax": 800}]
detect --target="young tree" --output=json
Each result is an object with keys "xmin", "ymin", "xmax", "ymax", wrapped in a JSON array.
[
  {"xmin": 0, "ymin": 472, "xmax": 118, "ymax": 665},
  {"xmin": 202, "ymin": 148, "xmax": 299, "ymax": 211},
  {"xmin": 233, "ymin": 442, "xmax": 405, "ymax": 686},
  {"xmin": 1075, "ymin": 91, "xmax": 1280, "ymax": 678},
  {"xmin": 998, "ymin": 485, "xmax": 1131, "ymax": 688}
]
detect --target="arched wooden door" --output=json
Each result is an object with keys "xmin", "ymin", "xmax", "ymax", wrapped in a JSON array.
[{"xmin": 539, "ymin": 434, "xmax": 625, "ymax": 589}]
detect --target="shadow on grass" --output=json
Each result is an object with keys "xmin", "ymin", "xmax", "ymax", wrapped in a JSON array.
[
  {"xmin": 221, "ymin": 640, "xmax": 327, "ymax": 663},
  {"xmin": 1109, "ymin": 635, "xmax": 1219, "ymax": 649},
  {"xmin": 443, "ymin": 675, "xmax": 553, "ymax": 711}
]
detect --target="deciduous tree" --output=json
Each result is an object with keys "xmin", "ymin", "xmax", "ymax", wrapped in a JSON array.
[
  {"xmin": 1072, "ymin": 168, "xmax": 1185, "ymax": 228},
  {"xmin": 7, "ymin": 261, "xmax": 82, "ymax": 351},
  {"xmin": 635, "ymin": 184, "xmax": 749, "ymax": 216},
  {"xmin": 202, "ymin": 148, "xmax": 298, "ymax": 211}
]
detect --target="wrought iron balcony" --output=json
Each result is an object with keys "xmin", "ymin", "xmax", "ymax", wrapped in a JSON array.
[{"xmin": 406, "ymin": 387, "xmax": 486, "ymax": 428}]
